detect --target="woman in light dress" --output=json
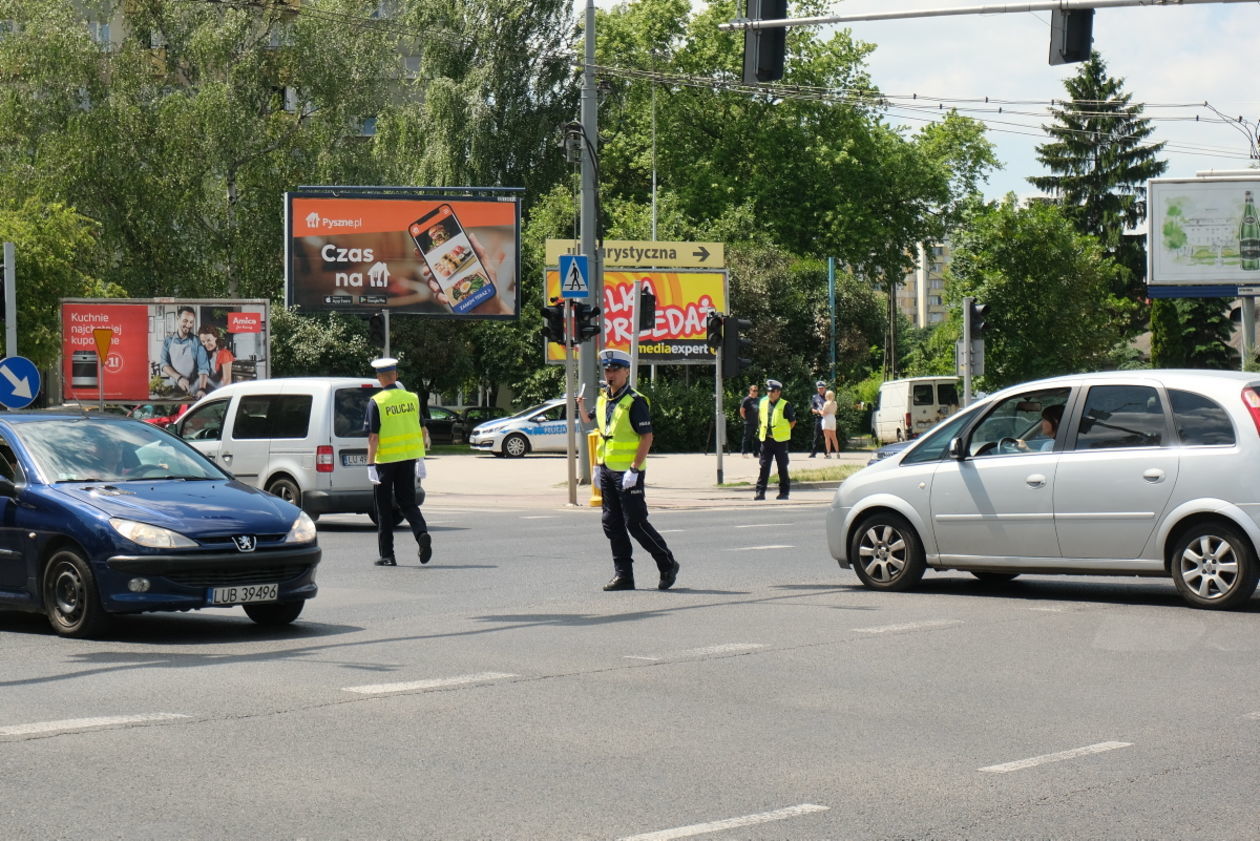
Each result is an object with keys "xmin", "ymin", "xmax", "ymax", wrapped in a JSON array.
[{"xmin": 821, "ymin": 389, "xmax": 839, "ymax": 458}]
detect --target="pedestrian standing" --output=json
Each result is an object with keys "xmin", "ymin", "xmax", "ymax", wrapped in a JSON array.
[
  {"xmin": 821, "ymin": 389, "xmax": 839, "ymax": 458},
  {"xmin": 364, "ymin": 357, "xmax": 433, "ymax": 567},
  {"xmin": 576, "ymin": 349, "xmax": 680, "ymax": 592},
  {"xmin": 738, "ymin": 383, "xmax": 761, "ymax": 458},
  {"xmin": 808, "ymin": 380, "xmax": 827, "ymax": 457},
  {"xmin": 754, "ymin": 379, "xmax": 796, "ymax": 500}
]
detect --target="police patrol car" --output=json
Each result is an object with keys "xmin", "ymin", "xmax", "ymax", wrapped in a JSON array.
[{"xmin": 467, "ymin": 398, "xmax": 568, "ymax": 458}]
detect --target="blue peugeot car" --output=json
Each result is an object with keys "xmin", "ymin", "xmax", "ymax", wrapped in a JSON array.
[{"xmin": 0, "ymin": 412, "xmax": 320, "ymax": 637}]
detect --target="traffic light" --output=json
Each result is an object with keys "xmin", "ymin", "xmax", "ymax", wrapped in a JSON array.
[
  {"xmin": 542, "ymin": 302, "xmax": 565, "ymax": 344},
  {"xmin": 638, "ymin": 287, "xmax": 656, "ymax": 332},
  {"xmin": 967, "ymin": 300, "xmax": 989, "ymax": 336},
  {"xmin": 368, "ymin": 313, "xmax": 385, "ymax": 347},
  {"xmin": 705, "ymin": 311, "xmax": 724, "ymax": 351},
  {"xmin": 743, "ymin": 0, "xmax": 787, "ymax": 84},
  {"xmin": 721, "ymin": 317, "xmax": 752, "ymax": 378},
  {"xmin": 1049, "ymin": 8, "xmax": 1093, "ymax": 65},
  {"xmin": 574, "ymin": 302, "xmax": 602, "ymax": 343}
]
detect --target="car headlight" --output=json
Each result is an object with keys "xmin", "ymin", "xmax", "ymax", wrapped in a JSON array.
[
  {"xmin": 284, "ymin": 511, "xmax": 317, "ymax": 544},
  {"xmin": 109, "ymin": 518, "xmax": 198, "ymax": 549}
]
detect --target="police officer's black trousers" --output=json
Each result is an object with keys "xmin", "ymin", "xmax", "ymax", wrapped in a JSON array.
[
  {"xmin": 374, "ymin": 459, "xmax": 427, "ymax": 560},
  {"xmin": 600, "ymin": 465, "xmax": 675, "ymax": 579},
  {"xmin": 756, "ymin": 439, "xmax": 791, "ymax": 496},
  {"xmin": 810, "ymin": 419, "xmax": 824, "ymax": 456}
]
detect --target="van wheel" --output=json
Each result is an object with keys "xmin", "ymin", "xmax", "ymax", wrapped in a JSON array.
[
  {"xmin": 503, "ymin": 433, "xmax": 530, "ymax": 458},
  {"xmin": 1171, "ymin": 522, "xmax": 1259, "ymax": 609},
  {"xmin": 266, "ymin": 476, "xmax": 301, "ymax": 507},
  {"xmin": 43, "ymin": 549, "xmax": 109, "ymax": 638},
  {"xmin": 368, "ymin": 504, "xmax": 404, "ymax": 528},
  {"xmin": 895, "ymin": 429, "xmax": 904, "ymax": 442}
]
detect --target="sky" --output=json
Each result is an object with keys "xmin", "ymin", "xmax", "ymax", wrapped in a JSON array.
[{"xmin": 582, "ymin": 1, "xmax": 1260, "ymax": 201}]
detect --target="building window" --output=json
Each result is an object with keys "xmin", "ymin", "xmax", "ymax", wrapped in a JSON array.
[{"xmin": 87, "ymin": 20, "xmax": 110, "ymax": 47}]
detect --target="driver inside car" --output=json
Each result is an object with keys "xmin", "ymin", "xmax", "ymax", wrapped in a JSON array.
[{"xmin": 1014, "ymin": 403, "xmax": 1064, "ymax": 452}]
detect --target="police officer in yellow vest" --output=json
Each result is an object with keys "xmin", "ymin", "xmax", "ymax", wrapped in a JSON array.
[
  {"xmin": 365, "ymin": 357, "xmax": 432, "ymax": 566},
  {"xmin": 754, "ymin": 379, "xmax": 796, "ymax": 500},
  {"xmin": 575, "ymin": 349, "xmax": 679, "ymax": 591}
]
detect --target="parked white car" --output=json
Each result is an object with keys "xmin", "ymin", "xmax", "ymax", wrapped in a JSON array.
[
  {"xmin": 829, "ymin": 369, "xmax": 1260, "ymax": 609},
  {"xmin": 468, "ymin": 399, "xmax": 569, "ymax": 457}
]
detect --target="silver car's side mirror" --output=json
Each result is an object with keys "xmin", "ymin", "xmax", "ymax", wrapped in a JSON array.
[{"xmin": 948, "ymin": 437, "xmax": 965, "ymax": 460}]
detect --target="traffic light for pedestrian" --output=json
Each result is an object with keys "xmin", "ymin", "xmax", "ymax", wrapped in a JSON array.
[
  {"xmin": 742, "ymin": 0, "xmax": 787, "ymax": 84},
  {"xmin": 574, "ymin": 302, "xmax": 602, "ymax": 343},
  {"xmin": 638, "ymin": 287, "xmax": 656, "ymax": 332},
  {"xmin": 1049, "ymin": 8, "xmax": 1093, "ymax": 65},
  {"xmin": 542, "ymin": 302, "xmax": 566, "ymax": 344},
  {"xmin": 705, "ymin": 311, "xmax": 724, "ymax": 351},
  {"xmin": 967, "ymin": 300, "xmax": 989, "ymax": 336},
  {"xmin": 368, "ymin": 313, "xmax": 385, "ymax": 347},
  {"xmin": 721, "ymin": 317, "xmax": 752, "ymax": 378}
]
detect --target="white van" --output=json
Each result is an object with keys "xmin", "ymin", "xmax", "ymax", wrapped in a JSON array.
[
  {"xmin": 870, "ymin": 376, "xmax": 960, "ymax": 444},
  {"xmin": 174, "ymin": 377, "xmax": 422, "ymax": 523}
]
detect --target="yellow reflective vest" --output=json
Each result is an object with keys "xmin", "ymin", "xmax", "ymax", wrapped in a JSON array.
[
  {"xmin": 758, "ymin": 396, "xmax": 792, "ymax": 442},
  {"xmin": 372, "ymin": 388, "xmax": 426, "ymax": 463},
  {"xmin": 596, "ymin": 388, "xmax": 647, "ymax": 470}
]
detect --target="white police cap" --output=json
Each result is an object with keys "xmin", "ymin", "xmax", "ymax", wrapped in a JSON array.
[
  {"xmin": 816, "ymin": 380, "xmax": 827, "ymax": 388},
  {"xmin": 370, "ymin": 357, "xmax": 398, "ymax": 372},
  {"xmin": 599, "ymin": 349, "xmax": 631, "ymax": 369},
  {"xmin": 766, "ymin": 379, "xmax": 783, "ymax": 391}
]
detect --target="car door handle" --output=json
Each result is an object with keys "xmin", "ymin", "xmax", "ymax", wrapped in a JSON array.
[
  {"xmin": 1025, "ymin": 474, "xmax": 1046, "ymax": 487},
  {"xmin": 1143, "ymin": 468, "xmax": 1165, "ymax": 482}
]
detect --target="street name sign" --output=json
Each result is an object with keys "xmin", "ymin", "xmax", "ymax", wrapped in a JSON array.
[{"xmin": 547, "ymin": 239, "xmax": 725, "ymax": 268}]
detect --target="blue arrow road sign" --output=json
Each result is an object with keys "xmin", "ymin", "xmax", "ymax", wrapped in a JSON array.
[
  {"xmin": 559, "ymin": 254, "xmax": 590, "ymax": 299},
  {"xmin": 0, "ymin": 355, "xmax": 40, "ymax": 409}
]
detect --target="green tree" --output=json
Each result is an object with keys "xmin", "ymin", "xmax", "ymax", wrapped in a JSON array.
[{"xmin": 945, "ymin": 197, "xmax": 1130, "ymax": 389}]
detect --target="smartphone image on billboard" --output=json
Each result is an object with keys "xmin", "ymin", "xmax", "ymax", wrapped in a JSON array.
[{"xmin": 408, "ymin": 204, "xmax": 497, "ymax": 314}]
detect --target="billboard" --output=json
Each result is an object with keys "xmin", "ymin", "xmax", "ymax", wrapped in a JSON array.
[
  {"xmin": 1149, "ymin": 177, "xmax": 1260, "ymax": 286},
  {"xmin": 545, "ymin": 269, "xmax": 728, "ymax": 364},
  {"xmin": 286, "ymin": 191, "xmax": 521, "ymax": 319},
  {"xmin": 61, "ymin": 299, "xmax": 269, "ymax": 403}
]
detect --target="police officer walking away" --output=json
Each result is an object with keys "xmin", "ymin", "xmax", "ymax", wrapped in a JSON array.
[
  {"xmin": 576, "ymin": 349, "xmax": 680, "ymax": 592},
  {"xmin": 754, "ymin": 379, "xmax": 796, "ymax": 500},
  {"xmin": 365, "ymin": 357, "xmax": 433, "ymax": 566},
  {"xmin": 808, "ymin": 380, "xmax": 827, "ymax": 457}
]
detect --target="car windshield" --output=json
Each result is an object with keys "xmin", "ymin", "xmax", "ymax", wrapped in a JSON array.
[{"xmin": 12, "ymin": 418, "xmax": 226, "ymax": 483}]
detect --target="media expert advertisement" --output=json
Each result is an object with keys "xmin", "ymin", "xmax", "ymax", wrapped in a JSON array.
[
  {"xmin": 285, "ymin": 193, "xmax": 521, "ymax": 319},
  {"xmin": 60, "ymin": 299, "xmax": 268, "ymax": 403},
  {"xmin": 544, "ymin": 269, "xmax": 728, "ymax": 364},
  {"xmin": 1149, "ymin": 178, "xmax": 1260, "ymax": 284}
]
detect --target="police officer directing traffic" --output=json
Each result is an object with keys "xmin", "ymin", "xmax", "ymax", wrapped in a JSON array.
[
  {"xmin": 576, "ymin": 349, "xmax": 680, "ymax": 591},
  {"xmin": 754, "ymin": 379, "xmax": 796, "ymax": 501},
  {"xmin": 365, "ymin": 357, "xmax": 433, "ymax": 567}
]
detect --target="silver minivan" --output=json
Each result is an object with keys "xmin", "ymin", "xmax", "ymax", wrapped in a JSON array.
[
  {"xmin": 175, "ymin": 377, "xmax": 421, "ymax": 523},
  {"xmin": 829, "ymin": 369, "xmax": 1260, "ymax": 609}
]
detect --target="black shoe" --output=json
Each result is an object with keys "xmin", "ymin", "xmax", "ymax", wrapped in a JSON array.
[
  {"xmin": 753, "ymin": 492, "xmax": 765, "ymax": 501},
  {"xmin": 603, "ymin": 576, "xmax": 635, "ymax": 591},
  {"xmin": 658, "ymin": 560, "xmax": 680, "ymax": 591},
  {"xmin": 418, "ymin": 532, "xmax": 432, "ymax": 565},
  {"xmin": 776, "ymin": 493, "xmax": 789, "ymax": 500},
  {"xmin": 808, "ymin": 454, "xmax": 817, "ymax": 458},
  {"xmin": 374, "ymin": 557, "xmax": 397, "ymax": 566}
]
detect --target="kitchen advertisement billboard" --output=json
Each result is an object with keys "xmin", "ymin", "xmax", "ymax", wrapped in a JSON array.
[
  {"xmin": 1148, "ymin": 177, "xmax": 1260, "ymax": 286},
  {"xmin": 544, "ymin": 269, "xmax": 728, "ymax": 364},
  {"xmin": 286, "ymin": 192, "xmax": 521, "ymax": 319},
  {"xmin": 61, "ymin": 298, "xmax": 269, "ymax": 403}
]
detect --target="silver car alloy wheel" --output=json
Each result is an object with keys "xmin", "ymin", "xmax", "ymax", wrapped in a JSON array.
[
  {"xmin": 1178, "ymin": 533, "xmax": 1240, "ymax": 600},
  {"xmin": 858, "ymin": 524, "xmax": 908, "ymax": 584}
]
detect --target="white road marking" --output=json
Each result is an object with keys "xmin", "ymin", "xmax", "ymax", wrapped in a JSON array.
[
  {"xmin": 726, "ymin": 544, "xmax": 794, "ymax": 551},
  {"xmin": 735, "ymin": 522, "xmax": 792, "ymax": 528},
  {"xmin": 1244, "ymin": 711, "xmax": 1260, "ymax": 720},
  {"xmin": 853, "ymin": 620, "xmax": 962, "ymax": 634},
  {"xmin": 658, "ymin": 529, "xmax": 685, "ymax": 533},
  {"xmin": 979, "ymin": 741, "xmax": 1133, "ymax": 773},
  {"xmin": 626, "ymin": 643, "xmax": 765, "ymax": 661},
  {"xmin": 342, "ymin": 672, "xmax": 517, "ymax": 695},
  {"xmin": 520, "ymin": 515, "xmax": 557, "ymax": 520},
  {"xmin": 0, "ymin": 713, "xmax": 189, "ymax": 737},
  {"xmin": 617, "ymin": 803, "xmax": 829, "ymax": 841}
]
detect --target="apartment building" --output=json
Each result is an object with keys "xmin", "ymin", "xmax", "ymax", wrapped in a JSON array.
[{"xmin": 895, "ymin": 242, "xmax": 952, "ymax": 328}]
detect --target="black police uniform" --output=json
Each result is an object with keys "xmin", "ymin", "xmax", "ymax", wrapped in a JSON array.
[{"xmin": 809, "ymin": 388, "xmax": 826, "ymax": 457}]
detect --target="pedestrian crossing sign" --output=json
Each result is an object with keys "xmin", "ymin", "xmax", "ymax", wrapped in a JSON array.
[{"xmin": 559, "ymin": 254, "xmax": 590, "ymax": 299}]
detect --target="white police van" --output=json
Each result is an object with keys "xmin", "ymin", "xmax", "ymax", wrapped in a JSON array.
[{"xmin": 467, "ymin": 398, "xmax": 569, "ymax": 457}]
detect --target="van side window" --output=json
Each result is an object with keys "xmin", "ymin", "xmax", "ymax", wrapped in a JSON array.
[
  {"xmin": 912, "ymin": 384, "xmax": 934, "ymax": 406},
  {"xmin": 1169, "ymin": 389, "xmax": 1234, "ymax": 446},
  {"xmin": 334, "ymin": 387, "xmax": 378, "ymax": 438},
  {"xmin": 1074, "ymin": 385, "xmax": 1166, "ymax": 450},
  {"xmin": 937, "ymin": 383, "xmax": 959, "ymax": 406},
  {"xmin": 234, "ymin": 395, "xmax": 312, "ymax": 440}
]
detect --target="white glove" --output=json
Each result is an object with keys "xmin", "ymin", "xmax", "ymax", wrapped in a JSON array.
[
  {"xmin": 621, "ymin": 468, "xmax": 639, "ymax": 491},
  {"xmin": 367, "ymin": 465, "xmax": 380, "ymax": 485},
  {"xmin": 414, "ymin": 459, "xmax": 426, "ymax": 479}
]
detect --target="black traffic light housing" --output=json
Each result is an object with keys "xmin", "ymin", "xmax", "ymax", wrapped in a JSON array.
[
  {"xmin": 705, "ymin": 311, "xmax": 724, "ymax": 351},
  {"xmin": 574, "ymin": 302, "xmax": 602, "ymax": 343},
  {"xmin": 638, "ymin": 288, "xmax": 656, "ymax": 332},
  {"xmin": 967, "ymin": 300, "xmax": 989, "ymax": 336},
  {"xmin": 542, "ymin": 302, "xmax": 566, "ymax": 344},
  {"xmin": 743, "ymin": 0, "xmax": 787, "ymax": 84},
  {"xmin": 721, "ymin": 317, "xmax": 752, "ymax": 378},
  {"xmin": 1049, "ymin": 8, "xmax": 1093, "ymax": 65},
  {"xmin": 368, "ymin": 313, "xmax": 385, "ymax": 347}
]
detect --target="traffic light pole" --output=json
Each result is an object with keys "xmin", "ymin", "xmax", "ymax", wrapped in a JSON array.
[
  {"xmin": 961, "ymin": 295, "xmax": 974, "ymax": 406},
  {"xmin": 577, "ymin": 0, "xmax": 600, "ymax": 485},
  {"xmin": 3, "ymin": 242, "xmax": 14, "ymax": 358},
  {"xmin": 564, "ymin": 300, "xmax": 579, "ymax": 506},
  {"xmin": 715, "ymin": 331, "xmax": 725, "ymax": 486}
]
